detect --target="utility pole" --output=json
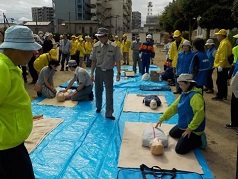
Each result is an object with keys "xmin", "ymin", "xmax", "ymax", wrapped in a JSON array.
[
  {"xmin": 115, "ymin": 15, "xmax": 120, "ymax": 35},
  {"xmin": 3, "ymin": 13, "xmax": 10, "ymax": 31},
  {"xmin": 35, "ymin": 11, "xmax": 38, "ymax": 34},
  {"xmin": 68, "ymin": 12, "xmax": 71, "ymax": 34}
]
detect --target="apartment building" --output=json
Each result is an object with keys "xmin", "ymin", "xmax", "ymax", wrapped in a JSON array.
[
  {"xmin": 132, "ymin": 11, "xmax": 141, "ymax": 30},
  {"xmin": 91, "ymin": 0, "xmax": 132, "ymax": 37},
  {"xmin": 32, "ymin": 6, "xmax": 54, "ymax": 22}
]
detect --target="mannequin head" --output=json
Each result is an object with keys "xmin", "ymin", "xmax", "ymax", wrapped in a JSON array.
[
  {"xmin": 150, "ymin": 138, "xmax": 164, "ymax": 156},
  {"xmin": 150, "ymin": 99, "xmax": 157, "ymax": 110},
  {"xmin": 56, "ymin": 92, "xmax": 66, "ymax": 102}
]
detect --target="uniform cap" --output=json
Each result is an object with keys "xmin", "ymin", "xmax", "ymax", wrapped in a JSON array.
[{"xmin": 95, "ymin": 27, "xmax": 109, "ymax": 37}]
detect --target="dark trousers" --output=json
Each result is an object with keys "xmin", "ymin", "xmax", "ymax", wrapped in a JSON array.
[
  {"xmin": 21, "ymin": 66, "xmax": 27, "ymax": 82},
  {"xmin": 175, "ymin": 75, "xmax": 182, "ymax": 93},
  {"xmin": 58, "ymin": 50, "xmax": 62, "ymax": 61},
  {"xmin": 132, "ymin": 52, "xmax": 142, "ymax": 74},
  {"xmin": 28, "ymin": 56, "xmax": 38, "ymax": 83},
  {"xmin": 169, "ymin": 125, "xmax": 202, "ymax": 154},
  {"xmin": 141, "ymin": 56, "xmax": 150, "ymax": 75},
  {"xmin": 216, "ymin": 68, "xmax": 229, "ymax": 99},
  {"xmin": 61, "ymin": 53, "xmax": 70, "ymax": 69},
  {"xmin": 85, "ymin": 54, "xmax": 91, "ymax": 67},
  {"xmin": 205, "ymin": 68, "xmax": 214, "ymax": 90},
  {"xmin": 75, "ymin": 51, "xmax": 80, "ymax": 66},
  {"xmin": 0, "ymin": 143, "xmax": 35, "ymax": 179},
  {"xmin": 231, "ymin": 93, "xmax": 238, "ymax": 127},
  {"xmin": 95, "ymin": 68, "xmax": 114, "ymax": 117}
]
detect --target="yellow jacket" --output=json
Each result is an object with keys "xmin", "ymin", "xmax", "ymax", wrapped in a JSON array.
[
  {"xmin": 70, "ymin": 40, "xmax": 78, "ymax": 55},
  {"xmin": 214, "ymin": 38, "xmax": 232, "ymax": 68},
  {"xmin": 34, "ymin": 53, "xmax": 51, "ymax": 73},
  {"xmin": 77, "ymin": 42, "xmax": 86, "ymax": 58},
  {"xmin": 232, "ymin": 45, "xmax": 238, "ymax": 64},
  {"xmin": 114, "ymin": 40, "xmax": 121, "ymax": 49},
  {"xmin": 122, "ymin": 39, "xmax": 131, "ymax": 52},
  {"xmin": 84, "ymin": 41, "xmax": 93, "ymax": 55},
  {"xmin": 0, "ymin": 53, "xmax": 33, "ymax": 150},
  {"xmin": 169, "ymin": 37, "xmax": 186, "ymax": 67}
]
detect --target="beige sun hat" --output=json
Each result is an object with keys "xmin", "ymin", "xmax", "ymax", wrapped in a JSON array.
[
  {"xmin": 233, "ymin": 34, "xmax": 238, "ymax": 38},
  {"xmin": 177, "ymin": 73, "xmax": 196, "ymax": 83},
  {"xmin": 182, "ymin": 40, "xmax": 192, "ymax": 47},
  {"xmin": 205, "ymin": 39, "xmax": 215, "ymax": 46}
]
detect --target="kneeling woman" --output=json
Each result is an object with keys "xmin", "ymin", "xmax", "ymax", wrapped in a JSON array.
[
  {"xmin": 155, "ymin": 73, "xmax": 206, "ymax": 154},
  {"xmin": 34, "ymin": 60, "xmax": 59, "ymax": 98}
]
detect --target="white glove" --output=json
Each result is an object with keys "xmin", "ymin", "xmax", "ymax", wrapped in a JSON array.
[
  {"xmin": 218, "ymin": 66, "xmax": 223, "ymax": 72},
  {"xmin": 139, "ymin": 53, "xmax": 142, "ymax": 59}
]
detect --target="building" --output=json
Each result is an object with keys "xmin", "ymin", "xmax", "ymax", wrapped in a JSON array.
[
  {"xmin": 143, "ymin": 2, "xmax": 159, "ymax": 33},
  {"xmin": 144, "ymin": 15, "xmax": 159, "ymax": 33},
  {"xmin": 53, "ymin": 0, "xmax": 91, "ymax": 21},
  {"xmin": 90, "ymin": 0, "xmax": 132, "ymax": 37},
  {"xmin": 24, "ymin": 21, "xmax": 54, "ymax": 34},
  {"xmin": 132, "ymin": 11, "xmax": 141, "ymax": 30},
  {"xmin": 58, "ymin": 20, "xmax": 98, "ymax": 35},
  {"xmin": 32, "ymin": 7, "xmax": 54, "ymax": 22}
]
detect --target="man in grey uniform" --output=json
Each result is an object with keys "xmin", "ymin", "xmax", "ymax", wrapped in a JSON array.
[
  {"xmin": 131, "ymin": 36, "xmax": 142, "ymax": 74},
  {"xmin": 90, "ymin": 27, "xmax": 122, "ymax": 120}
]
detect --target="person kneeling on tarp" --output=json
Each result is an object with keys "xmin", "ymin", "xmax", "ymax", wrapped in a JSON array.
[
  {"xmin": 60, "ymin": 60, "xmax": 94, "ymax": 101},
  {"xmin": 155, "ymin": 73, "xmax": 207, "ymax": 154},
  {"xmin": 34, "ymin": 60, "xmax": 59, "ymax": 98}
]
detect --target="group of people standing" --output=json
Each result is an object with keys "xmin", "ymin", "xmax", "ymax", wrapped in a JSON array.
[{"xmin": 163, "ymin": 29, "xmax": 238, "ymax": 140}]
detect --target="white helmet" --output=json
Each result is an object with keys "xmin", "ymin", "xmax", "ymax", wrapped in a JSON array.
[
  {"xmin": 146, "ymin": 34, "xmax": 152, "ymax": 39},
  {"xmin": 142, "ymin": 73, "xmax": 150, "ymax": 81}
]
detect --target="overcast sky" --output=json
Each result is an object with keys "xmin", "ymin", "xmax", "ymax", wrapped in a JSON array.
[{"xmin": 0, "ymin": 0, "xmax": 172, "ymax": 23}]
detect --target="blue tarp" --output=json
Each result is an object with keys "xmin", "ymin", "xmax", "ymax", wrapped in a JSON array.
[{"xmin": 30, "ymin": 66, "xmax": 214, "ymax": 179}]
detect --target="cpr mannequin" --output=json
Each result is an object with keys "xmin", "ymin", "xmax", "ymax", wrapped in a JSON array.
[
  {"xmin": 56, "ymin": 90, "xmax": 75, "ymax": 102},
  {"xmin": 149, "ymin": 99, "xmax": 158, "ymax": 110},
  {"xmin": 142, "ymin": 127, "xmax": 168, "ymax": 156}
]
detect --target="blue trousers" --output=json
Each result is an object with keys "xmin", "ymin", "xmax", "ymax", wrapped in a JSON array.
[{"xmin": 141, "ymin": 56, "xmax": 150, "ymax": 75}]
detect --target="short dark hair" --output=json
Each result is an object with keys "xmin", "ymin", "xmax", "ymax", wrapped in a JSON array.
[
  {"xmin": 48, "ymin": 60, "xmax": 59, "ymax": 69},
  {"xmin": 193, "ymin": 38, "xmax": 205, "ymax": 51}
]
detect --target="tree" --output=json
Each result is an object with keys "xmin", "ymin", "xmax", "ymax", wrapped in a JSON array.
[
  {"xmin": 232, "ymin": 0, "xmax": 238, "ymax": 23},
  {"xmin": 159, "ymin": 0, "xmax": 237, "ymax": 39}
]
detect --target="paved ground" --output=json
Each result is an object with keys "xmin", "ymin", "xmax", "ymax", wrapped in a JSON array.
[{"xmin": 24, "ymin": 46, "xmax": 237, "ymax": 179}]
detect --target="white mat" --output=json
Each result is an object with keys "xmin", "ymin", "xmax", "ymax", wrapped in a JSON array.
[
  {"xmin": 118, "ymin": 122, "xmax": 203, "ymax": 174},
  {"xmin": 123, "ymin": 94, "xmax": 168, "ymax": 113},
  {"xmin": 38, "ymin": 97, "xmax": 78, "ymax": 107},
  {"xmin": 25, "ymin": 118, "xmax": 63, "ymax": 153}
]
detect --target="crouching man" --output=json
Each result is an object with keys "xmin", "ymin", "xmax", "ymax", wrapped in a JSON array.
[{"xmin": 61, "ymin": 60, "xmax": 94, "ymax": 101}]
